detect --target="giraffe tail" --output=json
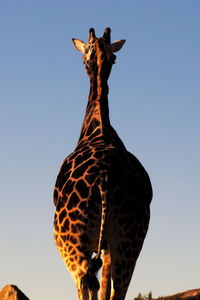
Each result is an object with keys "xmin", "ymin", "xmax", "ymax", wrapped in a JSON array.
[
  {"xmin": 80, "ymin": 254, "xmax": 102, "ymax": 294},
  {"xmin": 88, "ymin": 174, "xmax": 108, "ymax": 274},
  {"xmin": 87, "ymin": 256, "xmax": 103, "ymax": 275},
  {"xmin": 80, "ymin": 175, "xmax": 108, "ymax": 293}
]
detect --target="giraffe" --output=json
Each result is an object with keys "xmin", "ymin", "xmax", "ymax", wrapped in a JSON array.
[{"xmin": 53, "ymin": 28, "xmax": 152, "ymax": 300}]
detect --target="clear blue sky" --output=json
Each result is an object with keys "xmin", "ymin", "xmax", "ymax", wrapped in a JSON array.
[{"xmin": 0, "ymin": 1, "xmax": 199, "ymax": 299}]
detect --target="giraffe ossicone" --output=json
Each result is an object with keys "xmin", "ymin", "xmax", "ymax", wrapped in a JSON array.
[
  {"xmin": 53, "ymin": 27, "xmax": 152, "ymax": 300},
  {"xmin": 72, "ymin": 28, "xmax": 125, "ymax": 55}
]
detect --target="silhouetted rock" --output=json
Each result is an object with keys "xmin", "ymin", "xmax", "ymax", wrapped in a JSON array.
[
  {"xmin": 135, "ymin": 289, "xmax": 200, "ymax": 300},
  {"xmin": 154, "ymin": 289, "xmax": 200, "ymax": 300},
  {"xmin": 0, "ymin": 285, "xmax": 29, "ymax": 300}
]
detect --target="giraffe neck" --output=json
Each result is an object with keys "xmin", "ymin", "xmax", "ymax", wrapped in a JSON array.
[{"xmin": 77, "ymin": 70, "xmax": 112, "ymax": 146}]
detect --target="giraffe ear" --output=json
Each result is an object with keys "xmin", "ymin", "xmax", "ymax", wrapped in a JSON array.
[
  {"xmin": 109, "ymin": 40, "xmax": 126, "ymax": 53},
  {"xmin": 72, "ymin": 38, "xmax": 86, "ymax": 53}
]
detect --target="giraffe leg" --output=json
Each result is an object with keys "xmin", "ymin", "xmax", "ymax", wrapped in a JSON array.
[
  {"xmin": 100, "ymin": 250, "xmax": 111, "ymax": 300},
  {"xmin": 70, "ymin": 256, "xmax": 102, "ymax": 300},
  {"xmin": 79, "ymin": 272, "xmax": 100, "ymax": 300},
  {"xmin": 108, "ymin": 230, "xmax": 143, "ymax": 300},
  {"xmin": 109, "ymin": 252, "xmax": 136, "ymax": 300}
]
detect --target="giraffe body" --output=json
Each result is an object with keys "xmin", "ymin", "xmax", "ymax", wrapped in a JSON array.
[{"xmin": 54, "ymin": 28, "xmax": 152, "ymax": 300}]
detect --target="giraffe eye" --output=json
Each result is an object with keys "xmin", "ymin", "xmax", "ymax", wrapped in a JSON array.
[{"xmin": 85, "ymin": 47, "xmax": 89, "ymax": 54}]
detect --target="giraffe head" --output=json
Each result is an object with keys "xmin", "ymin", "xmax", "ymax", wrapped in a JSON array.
[{"xmin": 72, "ymin": 28, "xmax": 125, "ymax": 79}]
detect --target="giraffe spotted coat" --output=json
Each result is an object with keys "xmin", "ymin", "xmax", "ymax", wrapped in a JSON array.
[{"xmin": 53, "ymin": 27, "xmax": 152, "ymax": 300}]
